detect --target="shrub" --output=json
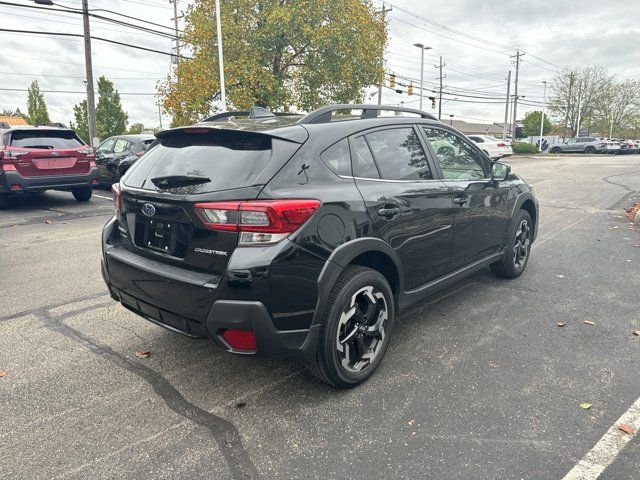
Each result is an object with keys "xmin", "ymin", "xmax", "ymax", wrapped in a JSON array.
[{"xmin": 512, "ymin": 142, "xmax": 539, "ymax": 154}]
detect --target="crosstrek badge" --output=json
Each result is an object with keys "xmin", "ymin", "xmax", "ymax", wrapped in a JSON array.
[{"xmin": 194, "ymin": 247, "xmax": 228, "ymax": 256}]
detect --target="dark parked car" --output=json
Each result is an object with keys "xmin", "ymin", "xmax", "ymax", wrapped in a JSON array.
[
  {"xmin": 101, "ymin": 105, "xmax": 538, "ymax": 387},
  {"xmin": 0, "ymin": 126, "xmax": 98, "ymax": 209},
  {"xmin": 95, "ymin": 134, "xmax": 155, "ymax": 185}
]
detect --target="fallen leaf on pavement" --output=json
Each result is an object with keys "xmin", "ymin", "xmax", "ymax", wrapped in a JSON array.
[
  {"xmin": 44, "ymin": 220, "xmax": 51, "ymax": 224},
  {"xmin": 632, "ymin": 330, "xmax": 640, "ymax": 336},
  {"xmin": 556, "ymin": 322, "xmax": 567, "ymax": 327},
  {"xmin": 580, "ymin": 403, "xmax": 592, "ymax": 410},
  {"xmin": 584, "ymin": 320, "xmax": 595, "ymax": 326},
  {"xmin": 617, "ymin": 424, "xmax": 635, "ymax": 435},
  {"xmin": 135, "ymin": 350, "xmax": 151, "ymax": 359},
  {"xmin": 0, "ymin": 370, "xmax": 6, "ymax": 378},
  {"xmin": 408, "ymin": 419, "xmax": 415, "ymax": 426}
]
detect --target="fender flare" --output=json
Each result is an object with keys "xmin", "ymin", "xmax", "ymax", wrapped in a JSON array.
[
  {"xmin": 310, "ymin": 237, "xmax": 403, "ymax": 327},
  {"xmin": 511, "ymin": 192, "xmax": 539, "ymax": 241}
]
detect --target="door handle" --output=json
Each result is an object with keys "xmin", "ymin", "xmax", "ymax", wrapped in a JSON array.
[
  {"xmin": 378, "ymin": 206, "xmax": 401, "ymax": 218},
  {"xmin": 453, "ymin": 196, "xmax": 469, "ymax": 206}
]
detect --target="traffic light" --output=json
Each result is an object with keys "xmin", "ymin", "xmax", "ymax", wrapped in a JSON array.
[
  {"xmin": 389, "ymin": 74, "xmax": 395, "ymax": 89},
  {"xmin": 408, "ymin": 83, "xmax": 413, "ymax": 96},
  {"xmin": 429, "ymin": 96, "xmax": 436, "ymax": 109}
]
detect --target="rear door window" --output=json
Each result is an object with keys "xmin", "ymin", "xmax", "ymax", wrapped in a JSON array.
[
  {"xmin": 365, "ymin": 127, "xmax": 433, "ymax": 181},
  {"xmin": 122, "ymin": 129, "xmax": 296, "ymax": 194},
  {"xmin": 9, "ymin": 129, "xmax": 84, "ymax": 149},
  {"xmin": 352, "ymin": 136, "xmax": 380, "ymax": 179}
]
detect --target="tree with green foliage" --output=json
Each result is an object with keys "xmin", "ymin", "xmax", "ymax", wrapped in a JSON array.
[
  {"xmin": 96, "ymin": 76, "xmax": 128, "ymax": 139},
  {"xmin": 69, "ymin": 100, "xmax": 89, "ymax": 144},
  {"xmin": 26, "ymin": 81, "xmax": 50, "ymax": 125},
  {"xmin": 522, "ymin": 110, "xmax": 552, "ymax": 137},
  {"xmin": 158, "ymin": 0, "xmax": 387, "ymax": 126},
  {"xmin": 128, "ymin": 123, "xmax": 145, "ymax": 134}
]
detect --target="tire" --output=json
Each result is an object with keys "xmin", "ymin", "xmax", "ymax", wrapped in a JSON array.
[
  {"xmin": 491, "ymin": 209, "xmax": 533, "ymax": 279},
  {"xmin": 308, "ymin": 266, "xmax": 395, "ymax": 388},
  {"xmin": 72, "ymin": 187, "xmax": 92, "ymax": 202},
  {"xmin": 0, "ymin": 194, "xmax": 8, "ymax": 210},
  {"xmin": 585, "ymin": 147, "xmax": 596, "ymax": 154},
  {"xmin": 549, "ymin": 147, "xmax": 560, "ymax": 154}
]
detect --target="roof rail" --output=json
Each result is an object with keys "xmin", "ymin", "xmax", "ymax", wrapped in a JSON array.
[
  {"xmin": 202, "ymin": 106, "xmax": 298, "ymax": 123},
  {"xmin": 297, "ymin": 104, "xmax": 438, "ymax": 124}
]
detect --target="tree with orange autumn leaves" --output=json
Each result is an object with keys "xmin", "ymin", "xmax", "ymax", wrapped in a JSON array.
[{"xmin": 157, "ymin": 0, "xmax": 387, "ymax": 126}]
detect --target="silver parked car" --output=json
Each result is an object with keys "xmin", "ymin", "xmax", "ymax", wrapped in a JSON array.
[{"xmin": 548, "ymin": 137, "xmax": 606, "ymax": 154}]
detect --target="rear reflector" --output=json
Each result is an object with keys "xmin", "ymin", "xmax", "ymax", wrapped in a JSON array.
[
  {"xmin": 195, "ymin": 199, "xmax": 321, "ymax": 245},
  {"xmin": 221, "ymin": 329, "xmax": 257, "ymax": 351},
  {"xmin": 497, "ymin": 143, "xmax": 506, "ymax": 147},
  {"xmin": 10, "ymin": 184, "xmax": 21, "ymax": 191},
  {"xmin": 92, "ymin": 179, "xmax": 98, "ymax": 185}
]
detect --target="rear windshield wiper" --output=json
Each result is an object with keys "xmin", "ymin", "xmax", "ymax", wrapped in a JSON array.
[{"xmin": 150, "ymin": 175, "xmax": 211, "ymax": 189}]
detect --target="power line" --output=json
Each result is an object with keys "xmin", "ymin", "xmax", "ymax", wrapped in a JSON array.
[
  {"xmin": 0, "ymin": 28, "xmax": 189, "ymax": 58},
  {"xmin": 0, "ymin": 87, "xmax": 155, "ymax": 96}
]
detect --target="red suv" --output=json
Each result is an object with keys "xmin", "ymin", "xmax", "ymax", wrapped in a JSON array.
[{"xmin": 0, "ymin": 126, "xmax": 99, "ymax": 209}]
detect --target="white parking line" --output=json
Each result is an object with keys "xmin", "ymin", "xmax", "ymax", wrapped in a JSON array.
[
  {"xmin": 562, "ymin": 395, "xmax": 640, "ymax": 480},
  {"xmin": 93, "ymin": 194, "xmax": 113, "ymax": 201}
]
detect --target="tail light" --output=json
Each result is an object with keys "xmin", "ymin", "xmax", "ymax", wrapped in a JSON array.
[
  {"xmin": 111, "ymin": 182, "xmax": 122, "ymax": 212},
  {"xmin": 1, "ymin": 149, "xmax": 29, "ymax": 159},
  {"xmin": 497, "ymin": 143, "xmax": 506, "ymax": 147},
  {"xmin": 78, "ymin": 148, "xmax": 94, "ymax": 156},
  {"xmin": 195, "ymin": 199, "xmax": 321, "ymax": 245}
]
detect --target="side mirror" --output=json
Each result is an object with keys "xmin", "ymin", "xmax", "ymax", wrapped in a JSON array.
[{"xmin": 491, "ymin": 161, "xmax": 510, "ymax": 181}]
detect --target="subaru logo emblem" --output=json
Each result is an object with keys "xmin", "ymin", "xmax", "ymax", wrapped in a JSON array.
[
  {"xmin": 50, "ymin": 151, "xmax": 59, "ymax": 157},
  {"xmin": 141, "ymin": 203, "xmax": 156, "ymax": 217}
]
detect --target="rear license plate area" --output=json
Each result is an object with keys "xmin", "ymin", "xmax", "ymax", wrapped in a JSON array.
[{"xmin": 135, "ymin": 217, "xmax": 190, "ymax": 257}]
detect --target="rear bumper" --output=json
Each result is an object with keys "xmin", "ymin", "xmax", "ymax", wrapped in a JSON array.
[
  {"xmin": 101, "ymin": 217, "xmax": 319, "ymax": 361},
  {"xmin": 0, "ymin": 167, "xmax": 99, "ymax": 194}
]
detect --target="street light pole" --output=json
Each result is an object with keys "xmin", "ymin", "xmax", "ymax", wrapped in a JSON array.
[
  {"xmin": 214, "ymin": 0, "xmax": 226, "ymax": 111},
  {"xmin": 539, "ymin": 80, "xmax": 547, "ymax": 151},
  {"xmin": 413, "ymin": 43, "xmax": 432, "ymax": 111}
]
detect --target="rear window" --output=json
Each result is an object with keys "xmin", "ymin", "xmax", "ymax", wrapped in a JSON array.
[
  {"xmin": 9, "ymin": 129, "xmax": 84, "ymax": 149},
  {"xmin": 122, "ymin": 130, "xmax": 292, "ymax": 194}
]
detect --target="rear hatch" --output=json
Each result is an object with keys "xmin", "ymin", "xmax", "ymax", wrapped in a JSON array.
[
  {"xmin": 115, "ymin": 126, "xmax": 307, "ymax": 276},
  {"xmin": 3, "ymin": 128, "xmax": 92, "ymax": 177}
]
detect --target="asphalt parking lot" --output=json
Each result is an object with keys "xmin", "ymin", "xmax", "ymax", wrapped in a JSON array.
[{"xmin": 1, "ymin": 154, "xmax": 639, "ymax": 480}]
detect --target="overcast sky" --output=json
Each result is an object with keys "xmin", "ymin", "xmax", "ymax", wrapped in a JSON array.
[{"xmin": 1, "ymin": 0, "xmax": 639, "ymax": 128}]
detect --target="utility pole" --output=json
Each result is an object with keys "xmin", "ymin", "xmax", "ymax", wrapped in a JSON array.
[
  {"xmin": 169, "ymin": 0, "xmax": 181, "ymax": 65},
  {"xmin": 157, "ymin": 103, "xmax": 163, "ymax": 130},
  {"xmin": 82, "ymin": 0, "xmax": 97, "ymax": 146},
  {"xmin": 503, "ymin": 70, "xmax": 511, "ymax": 140},
  {"xmin": 377, "ymin": 2, "xmax": 392, "ymax": 105},
  {"xmin": 435, "ymin": 56, "xmax": 445, "ymax": 120},
  {"xmin": 539, "ymin": 80, "xmax": 547, "ymax": 150},
  {"xmin": 563, "ymin": 72, "xmax": 575, "ymax": 140},
  {"xmin": 214, "ymin": 0, "xmax": 226, "ymax": 111},
  {"xmin": 510, "ymin": 50, "xmax": 523, "ymax": 141}
]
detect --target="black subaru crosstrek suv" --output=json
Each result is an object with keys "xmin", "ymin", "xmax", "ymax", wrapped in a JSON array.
[{"xmin": 101, "ymin": 105, "xmax": 538, "ymax": 388}]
